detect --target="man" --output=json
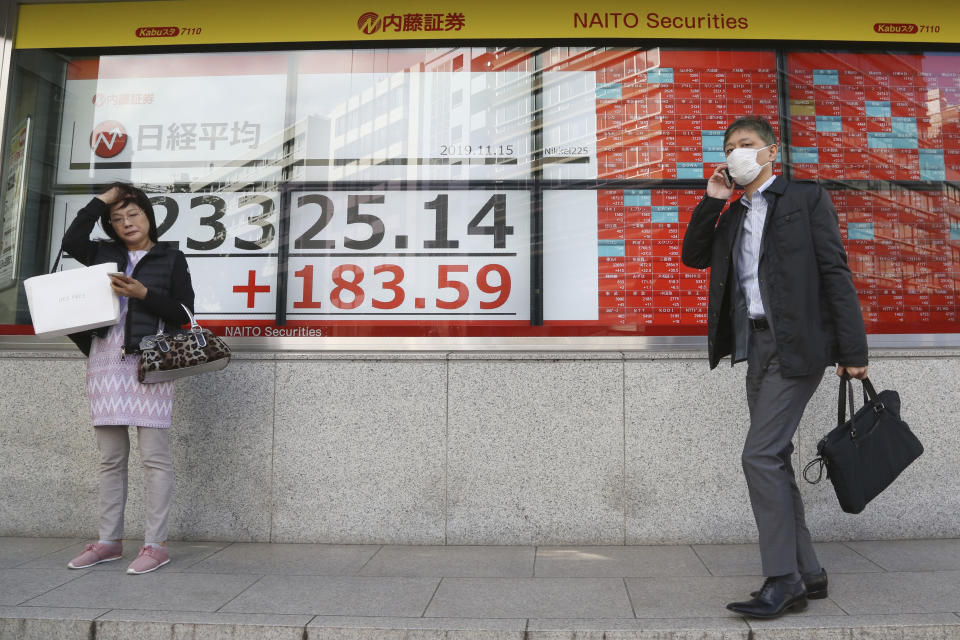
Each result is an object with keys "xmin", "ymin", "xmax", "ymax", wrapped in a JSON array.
[{"xmin": 681, "ymin": 116, "xmax": 868, "ymax": 619}]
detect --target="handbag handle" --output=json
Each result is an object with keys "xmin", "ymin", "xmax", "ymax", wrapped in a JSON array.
[
  {"xmin": 50, "ymin": 248, "xmax": 64, "ymax": 273},
  {"xmin": 155, "ymin": 304, "xmax": 206, "ymax": 348}
]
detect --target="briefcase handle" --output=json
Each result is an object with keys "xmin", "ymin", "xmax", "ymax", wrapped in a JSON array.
[
  {"xmin": 806, "ymin": 375, "xmax": 884, "ymax": 486},
  {"xmin": 838, "ymin": 374, "xmax": 882, "ymax": 437}
]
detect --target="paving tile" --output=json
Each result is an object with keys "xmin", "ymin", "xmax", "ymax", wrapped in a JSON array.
[
  {"xmin": 424, "ymin": 578, "xmax": 634, "ymax": 619},
  {"xmin": 813, "ymin": 543, "xmax": 887, "ymax": 574},
  {"xmin": 748, "ymin": 613, "xmax": 960, "ymax": 639},
  {"xmin": 149, "ymin": 541, "xmax": 233, "ymax": 571},
  {"xmin": 21, "ymin": 571, "xmax": 260, "ymax": 611},
  {"xmin": 220, "ymin": 575, "xmax": 439, "ymax": 616},
  {"xmin": 358, "ymin": 545, "xmax": 535, "ymax": 577},
  {"xmin": 96, "ymin": 609, "xmax": 314, "ymax": 624},
  {"xmin": 0, "ymin": 605, "xmax": 107, "ymax": 620},
  {"xmin": 307, "ymin": 616, "xmax": 526, "ymax": 640},
  {"xmin": 526, "ymin": 617, "xmax": 750, "ymax": 639},
  {"xmin": 829, "ymin": 571, "xmax": 960, "ymax": 614},
  {"xmin": 625, "ymin": 576, "xmax": 846, "ymax": 619},
  {"xmin": 95, "ymin": 610, "xmax": 313, "ymax": 640},
  {"xmin": 18, "ymin": 542, "xmax": 125, "ymax": 571},
  {"xmin": 535, "ymin": 545, "xmax": 709, "ymax": 578},
  {"xmin": 0, "ymin": 568, "xmax": 88, "ymax": 605},
  {"xmin": 692, "ymin": 543, "xmax": 884, "ymax": 576},
  {"xmin": 21, "ymin": 539, "xmax": 228, "ymax": 571},
  {"xmin": 689, "ymin": 544, "xmax": 761, "ymax": 577},
  {"xmin": 844, "ymin": 539, "xmax": 960, "ymax": 572},
  {"xmin": 0, "ymin": 538, "xmax": 80, "ymax": 568},
  {"xmin": 189, "ymin": 542, "xmax": 380, "ymax": 575}
]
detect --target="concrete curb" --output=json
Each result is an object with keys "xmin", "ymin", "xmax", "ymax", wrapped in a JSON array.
[{"xmin": 3, "ymin": 612, "xmax": 960, "ymax": 640}]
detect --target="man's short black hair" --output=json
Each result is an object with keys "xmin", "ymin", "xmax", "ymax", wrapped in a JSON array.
[
  {"xmin": 99, "ymin": 182, "xmax": 159, "ymax": 244},
  {"xmin": 723, "ymin": 116, "xmax": 778, "ymax": 147}
]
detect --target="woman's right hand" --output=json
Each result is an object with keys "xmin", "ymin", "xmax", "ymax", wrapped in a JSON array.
[
  {"xmin": 706, "ymin": 165, "xmax": 735, "ymax": 200},
  {"xmin": 95, "ymin": 185, "xmax": 128, "ymax": 206}
]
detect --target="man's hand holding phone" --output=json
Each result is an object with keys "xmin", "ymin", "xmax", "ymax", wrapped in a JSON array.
[{"xmin": 706, "ymin": 165, "xmax": 735, "ymax": 199}]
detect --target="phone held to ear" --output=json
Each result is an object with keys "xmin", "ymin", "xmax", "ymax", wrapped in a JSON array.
[{"xmin": 723, "ymin": 168, "xmax": 733, "ymax": 187}]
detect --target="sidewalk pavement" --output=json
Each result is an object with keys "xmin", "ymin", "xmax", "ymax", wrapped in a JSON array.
[{"xmin": 2, "ymin": 537, "xmax": 960, "ymax": 640}]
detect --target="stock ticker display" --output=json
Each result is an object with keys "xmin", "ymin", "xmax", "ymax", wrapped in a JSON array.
[
  {"xmin": 579, "ymin": 50, "xmax": 959, "ymax": 335},
  {"xmin": 48, "ymin": 49, "xmax": 960, "ymax": 337}
]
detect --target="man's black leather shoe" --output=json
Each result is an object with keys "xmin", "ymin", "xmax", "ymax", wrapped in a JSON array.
[
  {"xmin": 801, "ymin": 568, "xmax": 828, "ymax": 599},
  {"xmin": 727, "ymin": 578, "xmax": 808, "ymax": 619},
  {"xmin": 751, "ymin": 568, "xmax": 828, "ymax": 599}
]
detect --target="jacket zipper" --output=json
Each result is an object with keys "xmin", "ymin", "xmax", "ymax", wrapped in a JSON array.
[
  {"xmin": 117, "ymin": 252, "xmax": 130, "ymax": 361},
  {"xmin": 118, "ymin": 247, "xmax": 155, "ymax": 360}
]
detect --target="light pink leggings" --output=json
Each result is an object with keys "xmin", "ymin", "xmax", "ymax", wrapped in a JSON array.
[{"xmin": 94, "ymin": 425, "xmax": 173, "ymax": 544}]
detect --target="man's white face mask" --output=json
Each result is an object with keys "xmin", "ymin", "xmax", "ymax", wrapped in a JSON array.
[{"xmin": 726, "ymin": 144, "xmax": 774, "ymax": 185}]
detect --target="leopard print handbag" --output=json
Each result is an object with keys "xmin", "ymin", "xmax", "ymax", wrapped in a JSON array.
[{"xmin": 137, "ymin": 304, "xmax": 231, "ymax": 383}]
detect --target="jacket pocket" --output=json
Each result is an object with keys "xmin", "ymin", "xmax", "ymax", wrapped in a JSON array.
[{"xmin": 772, "ymin": 207, "xmax": 802, "ymax": 227}]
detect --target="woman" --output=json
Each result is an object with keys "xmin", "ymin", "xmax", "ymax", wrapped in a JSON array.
[{"xmin": 61, "ymin": 183, "xmax": 194, "ymax": 575}]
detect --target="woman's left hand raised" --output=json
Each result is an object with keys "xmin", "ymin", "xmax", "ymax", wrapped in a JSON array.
[{"xmin": 108, "ymin": 274, "xmax": 148, "ymax": 300}]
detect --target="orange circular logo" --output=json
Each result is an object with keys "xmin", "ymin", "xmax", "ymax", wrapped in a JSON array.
[{"xmin": 90, "ymin": 121, "xmax": 128, "ymax": 158}]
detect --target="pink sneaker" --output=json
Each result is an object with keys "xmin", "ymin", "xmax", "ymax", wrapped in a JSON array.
[
  {"xmin": 67, "ymin": 541, "xmax": 122, "ymax": 569},
  {"xmin": 126, "ymin": 545, "xmax": 170, "ymax": 575}
]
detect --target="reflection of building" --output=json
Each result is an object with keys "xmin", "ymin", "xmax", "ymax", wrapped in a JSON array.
[
  {"xmin": 190, "ymin": 115, "xmax": 331, "ymax": 193},
  {"xmin": 326, "ymin": 49, "xmax": 533, "ymax": 181},
  {"xmin": 926, "ymin": 87, "xmax": 959, "ymax": 137},
  {"xmin": 542, "ymin": 48, "xmax": 668, "ymax": 178}
]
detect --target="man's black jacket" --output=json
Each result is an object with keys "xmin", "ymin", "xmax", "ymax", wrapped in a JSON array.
[
  {"xmin": 681, "ymin": 176, "xmax": 868, "ymax": 377},
  {"xmin": 60, "ymin": 197, "xmax": 195, "ymax": 356}
]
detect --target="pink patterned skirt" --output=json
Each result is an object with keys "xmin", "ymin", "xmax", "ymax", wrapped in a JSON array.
[{"xmin": 85, "ymin": 251, "xmax": 173, "ymax": 428}]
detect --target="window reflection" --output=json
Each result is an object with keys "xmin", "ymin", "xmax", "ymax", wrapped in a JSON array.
[{"xmin": 0, "ymin": 47, "xmax": 957, "ymax": 338}]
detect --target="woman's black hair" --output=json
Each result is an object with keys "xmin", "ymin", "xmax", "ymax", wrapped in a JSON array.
[{"xmin": 99, "ymin": 182, "xmax": 159, "ymax": 244}]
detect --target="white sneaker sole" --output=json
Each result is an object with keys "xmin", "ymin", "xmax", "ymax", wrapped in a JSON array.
[
  {"xmin": 67, "ymin": 555, "xmax": 122, "ymax": 569},
  {"xmin": 126, "ymin": 558, "xmax": 170, "ymax": 575}
]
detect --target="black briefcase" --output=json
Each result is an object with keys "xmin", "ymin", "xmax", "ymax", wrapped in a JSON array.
[{"xmin": 803, "ymin": 375, "xmax": 923, "ymax": 514}]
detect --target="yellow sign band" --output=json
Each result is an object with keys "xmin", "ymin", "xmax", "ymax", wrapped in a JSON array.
[{"xmin": 15, "ymin": 0, "xmax": 959, "ymax": 49}]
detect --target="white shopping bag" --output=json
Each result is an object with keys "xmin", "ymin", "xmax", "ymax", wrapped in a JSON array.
[{"xmin": 23, "ymin": 262, "xmax": 121, "ymax": 336}]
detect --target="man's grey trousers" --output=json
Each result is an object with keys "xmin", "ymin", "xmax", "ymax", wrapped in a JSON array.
[{"xmin": 743, "ymin": 326, "xmax": 825, "ymax": 578}]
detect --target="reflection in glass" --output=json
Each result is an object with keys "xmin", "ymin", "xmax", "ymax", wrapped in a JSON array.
[{"xmin": 0, "ymin": 46, "xmax": 958, "ymax": 339}]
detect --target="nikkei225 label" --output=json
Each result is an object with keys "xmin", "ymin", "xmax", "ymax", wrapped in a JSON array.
[{"xmin": 287, "ymin": 191, "xmax": 530, "ymax": 321}]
